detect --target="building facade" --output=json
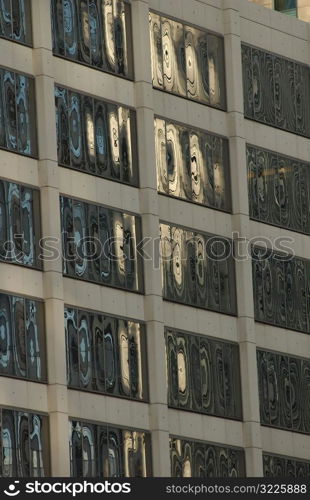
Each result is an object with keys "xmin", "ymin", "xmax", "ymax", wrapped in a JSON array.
[
  {"xmin": 249, "ymin": 0, "xmax": 310, "ymax": 20},
  {"xmin": 0, "ymin": 0, "xmax": 309, "ymax": 478}
]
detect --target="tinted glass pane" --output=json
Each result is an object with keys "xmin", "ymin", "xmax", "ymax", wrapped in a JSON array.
[
  {"xmin": 1, "ymin": 408, "xmax": 49, "ymax": 477},
  {"xmin": 61, "ymin": 196, "xmax": 143, "ymax": 292},
  {"xmin": 160, "ymin": 222, "xmax": 236, "ymax": 314},
  {"xmin": 0, "ymin": 180, "xmax": 41, "ymax": 268},
  {"xmin": 257, "ymin": 349, "xmax": 310, "ymax": 434},
  {"xmin": 55, "ymin": 85, "xmax": 138, "ymax": 185},
  {"xmin": 0, "ymin": 0, "xmax": 32, "ymax": 45},
  {"xmin": 252, "ymin": 247, "xmax": 310, "ymax": 333},
  {"xmin": 166, "ymin": 329, "xmax": 242, "ymax": 420},
  {"xmin": 156, "ymin": 117, "xmax": 231, "ymax": 212},
  {"xmin": 150, "ymin": 12, "xmax": 226, "ymax": 109},
  {"xmin": 51, "ymin": 0, "xmax": 133, "ymax": 78},
  {"xmin": 0, "ymin": 68, "xmax": 36, "ymax": 157},
  {"xmin": 242, "ymin": 44, "xmax": 310, "ymax": 137},
  {"xmin": 69, "ymin": 420, "xmax": 151, "ymax": 477},
  {"xmin": 170, "ymin": 437, "xmax": 245, "ymax": 478}
]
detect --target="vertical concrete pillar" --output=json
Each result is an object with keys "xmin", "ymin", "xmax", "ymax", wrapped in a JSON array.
[
  {"xmin": 131, "ymin": 0, "xmax": 171, "ymax": 476},
  {"xmin": 31, "ymin": 0, "xmax": 70, "ymax": 476},
  {"xmin": 222, "ymin": 0, "xmax": 263, "ymax": 477}
]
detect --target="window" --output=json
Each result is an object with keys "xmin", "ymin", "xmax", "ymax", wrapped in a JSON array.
[
  {"xmin": 51, "ymin": 0, "xmax": 133, "ymax": 79},
  {"xmin": 170, "ymin": 437, "xmax": 245, "ymax": 477},
  {"xmin": 166, "ymin": 329, "xmax": 242, "ymax": 419},
  {"xmin": 274, "ymin": 0, "xmax": 297, "ymax": 16},
  {"xmin": 242, "ymin": 44, "xmax": 310, "ymax": 137},
  {"xmin": 247, "ymin": 145, "xmax": 310, "ymax": 234},
  {"xmin": 55, "ymin": 86, "xmax": 138, "ymax": 185},
  {"xmin": 0, "ymin": 0, "xmax": 32, "ymax": 45},
  {"xmin": 150, "ymin": 12, "xmax": 226, "ymax": 109},
  {"xmin": 257, "ymin": 349, "xmax": 310, "ymax": 434},
  {"xmin": 160, "ymin": 223, "xmax": 237, "ymax": 314},
  {"xmin": 60, "ymin": 197, "xmax": 144, "ymax": 292},
  {"xmin": 1, "ymin": 408, "xmax": 49, "ymax": 477},
  {"xmin": 155, "ymin": 118, "xmax": 231, "ymax": 211},
  {"xmin": 65, "ymin": 306, "xmax": 148, "ymax": 400},
  {"xmin": 0, "ymin": 294, "xmax": 46, "ymax": 382},
  {"xmin": 0, "ymin": 180, "xmax": 42, "ymax": 269},
  {"xmin": 252, "ymin": 247, "xmax": 310, "ymax": 333},
  {"xmin": 0, "ymin": 68, "xmax": 37, "ymax": 157},
  {"xmin": 70, "ymin": 420, "xmax": 152, "ymax": 477},
  {"xmin": 263, "ymin": 453, "xmax": 310, "ymax": 477}
]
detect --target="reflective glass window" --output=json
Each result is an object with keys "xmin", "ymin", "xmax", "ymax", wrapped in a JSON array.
[
  {"xmin": 0, "ymin": 294, "xmax": 46, "ymax": 381},
  {"xmin": 1, "ymin": 408, "xmax": 49, "ymax": 477},
  {"xmin": 242, "ymin": 44, "xmax": 310, "ymax": 137},
  {"xmin": 257, "ymin": 349, "xmax": 310, "ymax": 434},
  {"xmin": 0, "ymin": 179, "xmax": 41, "ymax": 269},
  {"xmin": 166, "ymin": 329, "xmax": 242, "ymax": 419},
  {"xmin": 69, "ymin": 420, "xmax": 152, "ymax": 477},
  {"xmin": 150, "ymin": 12, "xmax": 226, "ymax": 109},
  {"xmin": 160, "ymin": 223, "xmax": 237, "ymax": 314},
  {"xmin": 155, "ymin": 117, "xmax": 230, "ymax": 211},
  {"xmin": 65, "ymin": 306, "xmax": 148, "ymax": 401},
  {"xmin": 252, "ymin": 247, "xmax": 310, "ymax": 333},
  {"xmin": 263, "ymin": 453, "xmax": 310, "ymax": 477},
  {"xmin": 0, "ymin": 68, "xmax": 37, "ymax": 157},
  {"xmin": 60, "ymin": 197, "xmax": 144, "ymax": 292},
  {"xmin": 247, "ymin": 145, "xmax": 310, "ymax": 235},
  {"xmin": 0, "ymin": 0, "xmax": 32, "ymax": 45},
  {"xmin": 51, "ymin": 0, "xmax": 133, "ymax": 79},
  {"xmin": 55, "ymin": 85, "xmax": 138, "ymax": 185},
  {"xmin": 170, "ymin": 436, "xmax": 245, "ymax": 477}
]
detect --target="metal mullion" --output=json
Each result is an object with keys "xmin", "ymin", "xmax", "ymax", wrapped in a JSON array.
[
  {"xmin": 77, "ymin": 308, "xmax": 81, "ymax": 390},
  {"xmin": 288, "ymin": 355, "xmax": 294, "ymax": 433}
]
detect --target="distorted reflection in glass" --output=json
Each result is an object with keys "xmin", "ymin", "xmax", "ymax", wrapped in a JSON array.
[
  {"xmin": 51, "ymin": 0, "xmax": 132, "ymax": 78},
  {"xmin": 242, "ymin": 44, "xmax": 310, "ymax": 137},
  {"xmin": 65, "ymin": 306, "xmax": 148, "ymax": 401},
  {"xmin": 166, "ymin": 329, "xmax": 242, "ymax": 419},
  {"xmin": 170, "ymin": 437, "xmax": 245, "ymax": 477},
  {"xmin": 155, "ymin": 117, "xmax": 230, "ymax": 211},
  {"xmin": 55, "ymin": 86, "xmax": 138, "ymax": 185},
  {"xmin": 1, "ymin": 408, "xmax": 49, "ymax": 477},
  {"xmin": 161, "ymin": 223, "xmax": 236, "ymax": 314},
  {"xmin": 252, "ymin": 247, "xmax": 310, "ymax": 333},
  {"xmin": 70, "ymin": 420, "xmax": 151, "ymax": 477},
  {"xmin": 0, "ymin": 0, "xmax": 32, "ymax": 45},
  {"xmin": 0, "ymin": 180, "xmax": 41, "ymax": 268},
  {"xmin": 0, "ymin": 68, "xmax": 37, "ymax": 156},
  {"xmin": 247, "ymin": 144, "xmax": 310, "ymax": 234},
  {"xmin": 150, "ymin": 12, "xmax": 226, "ymax": 109}
]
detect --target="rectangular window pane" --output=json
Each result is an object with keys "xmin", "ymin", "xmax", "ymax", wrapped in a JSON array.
[
  {"xmin": 150, "ymin": 12, "xmax": 226, "ymax": 109},
  {"xmin": 242, "ymin": 44, "xmax": 310, "ymax": 137},
  {"xmin": 0, "ymin": 67, "xmax": 36, "ymax": 157},
  {"xmin": 0, "ymin": 0, "xmax": 32, "ymax": 45},
  {"xmin": 51, "ymin": 0, "xmax": 133, "ymax": 79},
  {"xmin": 55, "ymin": 85, "xmax": 138, "ymax": 185},
  {"xmin": 257, "ymin": 349, "xmax": 310, "ymax": 435},
  {"xmin": 170, "ymin": 436, "xmax": 245, "ymax": 477},
  {"xmin": 69, "ymin": 420, "xmax": 151, "ymax": 477},
  {"xmin": 0, "ymin": 179, "xmax": 41, "ymax": 269},
  {"xmin": 1, "ymin": 408, "xmax": 49, "ymax": 477},
  {"xmin": 60, "ymin": 196, "xmax": 143, "ymax": 292},
  {"xmin": 160, "ymin": 222, "xmax": 237, "ymax": 314}
]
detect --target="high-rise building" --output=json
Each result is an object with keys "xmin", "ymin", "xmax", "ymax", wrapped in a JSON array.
[{"xmin": 0, "ymin": 0, "xmax": 309, "ymax": 478}]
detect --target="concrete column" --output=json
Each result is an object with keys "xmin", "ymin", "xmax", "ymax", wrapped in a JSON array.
[
  {"xmin": 31, "ymin": 0, "xmax": 70, "ymax": 476},
  {"xmin": 132, "ymin": 0, "xmax": 171, "ymax": 476},
  {"xmin": 222, "ymin": 0, "xmax": 263, "ymax": 477}
]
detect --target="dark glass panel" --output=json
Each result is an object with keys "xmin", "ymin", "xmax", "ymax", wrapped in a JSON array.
[
  {"xmin": 162, "ymin": 17, "xmax": 186, "ymax": 97},
  {"xmin": 149, "ymin": 12, "xmax": 163, "ymax": 90}
]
